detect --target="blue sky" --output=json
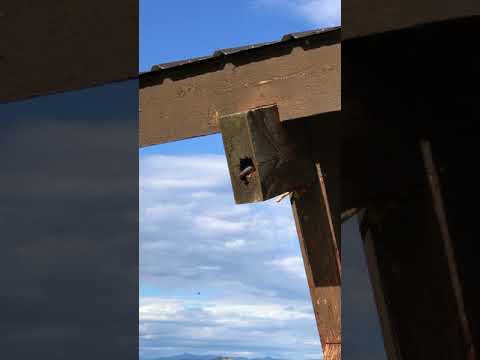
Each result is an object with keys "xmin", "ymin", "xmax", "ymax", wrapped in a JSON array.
[
  {"xmin": 140, "ymin": 0, "xmax": 340, "ymax": 72},
  {"xmin": 139, "ymin": 1, "xmax": 340, "ymax": 359}
]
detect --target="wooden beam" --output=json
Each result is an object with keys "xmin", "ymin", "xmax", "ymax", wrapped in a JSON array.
[
  {"xmin": 2, "ymin": 0, "xmax": 137, "ymax": 103},
  {"xmin": 219, "ymin": 105, "xmax": 316, "ymax": 204},
  {"xmin": 342, "ymin": 16, "xmax": 480, "ymax": 211},
  {"xmin": 299, "ymin": 114, "xmax": 340, "ymax": 249},
  {"xmin": 428, "ymin": 130, "xmax": 480, "ymax": 354},
  {"xmin": 291, "ymin": 164, "xmax": 341, "ymax": 360},
  {"xmin": 358, "ymin": 208, "xmax": 402, "ymax": 360},
  {"xmin": 139, "ymin": 41, "xmax": 340, "ymax": 147},
  {"xmin": 218, "ymin": 106, "xmax": 341, "ymax": 356},
  {"xmin": 420, "ymin": 139, "xmax": 475, "ymax": 359},
  {"xmin": 324, "ymin": 344, "xmax": 341, "ymax": 360},
  {"xmin": 357, "ymin": 141, "xmax": 474, "ymax": 359},
  {"xmin": 343, "ymin": 2, "xmax": 480, "ymax": 40}
]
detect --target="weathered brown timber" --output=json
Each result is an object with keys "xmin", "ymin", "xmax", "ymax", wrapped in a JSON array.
[
  {"xmin": 291, "ymin": 164, "xmax": 341, "ymax": 360},
  {"xmin": 356, "ymin": 141, "xmax": 474, "ymax": 359},
  {"xmin": 135, "ymin": 15, "xmax": 479, "ymax": 360},
  {"xmin": 420, "ymin": 140, "xmax": 475, "ymax": 359},
  {"xmin": 219, "ymin": 105, "xmax": 316, "ymax": 204},
  {"xmin": 2, "ymin": 0, "xmax": 138, "ymax": 103},
  {"xmin": 297, "ymin": 113, "xmax": 340, "ymax": 250},
  {"xmin": 343, "ymin": 1, "xmax": 480, "ymax": 39},
  {"xmin": 341, "ymin": 16, "xmax": 480, "ymax": 212},
  {"xmin": 219, "ymin": 104, "xmax": 340, "ymax": 356},
  {"xmin": 428, "ymin": 131, "xmax": 480, "ymax": 356},
  {"xmin": 323, "ymin": 343, "xmax": 341, "ymax": 360},
  {"xmin": 359, "ymin": 209, "xmax": 401, "ymax": 360},
  {"xmin": 139, "ymin": 34, "xmax": 340, "ymax": 147},
  {"xmin": 343, "ymin": 17, "xmax": 480, "ymax": 358}
]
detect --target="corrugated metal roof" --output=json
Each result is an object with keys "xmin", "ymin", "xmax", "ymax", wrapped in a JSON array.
[{"xmin": 143, "ymin": 26, "xmax": 340, "ymax": 76}]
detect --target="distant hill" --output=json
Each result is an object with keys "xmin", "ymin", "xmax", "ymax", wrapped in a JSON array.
[
  {"xmin": 152, "ymin": 353, "xmax": 286, "ymax": 360},
  {"xmin": 153, "ymin": 355, "xmax": 217, "ymax": 360}
]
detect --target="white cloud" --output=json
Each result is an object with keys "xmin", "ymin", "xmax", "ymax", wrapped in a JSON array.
[
  {"xmin": 295, "ymin": 0, "xmax": 340, "ymax": 27},
  {"xmin": 139, "ymin": 296, "xmax": 320, "ymax": 359},
  {"xmin": 139, "ymin": 148, "xmax": 319, "ymax": 359},
  {"xmin": 224, "ymin": 239, "xmax": 246, "ymax": 249},
  {"xmin": 254, "ymin": 0, "xmax": 340, "ymax": 27},
  {"xmin": 267, "ymin": 256, "xmax": 307, "ymax": 279},
  {"xmin": 140, "ymin": 298, "xmax": 185, "ymax": 321},
  {"xmin": 140, "ymin": 154, "xmax": 230, "ymax": 191},
  {"xmin": 193, "ymin": 215, "xmax": 248, "ymax": 234},
  {"xmin": 140, "ymin": 297, "xmax": 312, "ymax": 324},
  {"xmin": 139, "ymin": 143, "xmax": 382, "ymax": 359}
]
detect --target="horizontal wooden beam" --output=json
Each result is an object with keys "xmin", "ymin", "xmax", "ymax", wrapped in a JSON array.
[
  {"xmin": 2, "ymin": 0, "xmax": 137, "ymax": 103},
  {"xmin": 343, "ymin": 2, "xmax": 479, "ymax": 39},
  {"xmin": 139, "ymin": 42, "xmax": 340, "ymax": 147}
]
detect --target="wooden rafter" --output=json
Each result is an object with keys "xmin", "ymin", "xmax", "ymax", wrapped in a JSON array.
[{"xmin": 139, "ymin": 33, "xmax": 340, "ymax": 147}]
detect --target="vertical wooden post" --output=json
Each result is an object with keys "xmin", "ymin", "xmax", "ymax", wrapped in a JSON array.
[
  {"xmin": 357, "ymin": 140, "xmax": 474, "ymax": 360},
  {"xmin": 420, "ymin": 139, "xmax": 475, "ymax": 360},
  {"xmin": 291, "ymin": 164, "xmax": 341, "ymax": 360},
  {"xmin": 358, "ymin": 208, "xmax": 402, "ymax": 360},
  {"xmin": 425, "ymin": 131, "xmax": 480, "ymax": 356},
  {"xmin": 218, "ymin": 107, "xmax": 342, "ymax": 358}
]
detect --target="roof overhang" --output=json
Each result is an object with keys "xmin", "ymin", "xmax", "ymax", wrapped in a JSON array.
[{"xmin": 139, "ymin": 28, "xmax": 341, "ymax": 147}]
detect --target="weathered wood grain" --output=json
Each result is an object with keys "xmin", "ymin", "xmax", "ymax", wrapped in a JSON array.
[
  {"xmin": 139, "ymin": 43, "xmax": 340, "ymax": 147},
  {"xmin": 324, "ymin": 343, "xmax": 341, "ymax": 360},
  {"xmin": 291, "ymin": 164, "xmax": 341, "ymax": 357},
  {"xmin": 219, "ymin": 105, "xmax": 316, "ymax": 204},
  {"xmin": 219, "ymin": 105, "xmax": 340, "ymax": 354}
]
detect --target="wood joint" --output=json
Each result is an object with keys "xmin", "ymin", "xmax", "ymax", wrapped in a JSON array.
[{"xmin": 219, "ymin": 104, "xmax": 316, "ymax": 204}]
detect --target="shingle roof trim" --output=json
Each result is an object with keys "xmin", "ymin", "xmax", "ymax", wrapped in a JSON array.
[{"xmin": 143, "ymin": 26, "xmax": 340, "ymax": 75}]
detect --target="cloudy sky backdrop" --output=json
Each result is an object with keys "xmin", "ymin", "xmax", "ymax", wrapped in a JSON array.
[
  {"xmin": 139, "ymin": 1, "xmax": 345, "ymax": 359},
  {"xmin": 140, "ymin": 137, "xmax": 321, "ymax": 359}
]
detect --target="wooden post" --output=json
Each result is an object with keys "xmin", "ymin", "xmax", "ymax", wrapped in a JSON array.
[
  {"xmin": 420, "ymin": 139, "xmax": 475, "ymax": 360},
  {"xmin": 218, "ymin": 106, "xmax": 341, "ymax": 358},
  {"xmin": 357, "ymin": 140, "xmax": 474, "ymax": 360},
  {"xmin": 425, "ymin": 131, "xmax": 480, "ymax": 356},
  {"xmin": 358, "ymin": 207, "xmax": 402, "ymax": 360},
  {"xmin": 291, "ymin": 164, "xmax": 341, "ymax": 360}
]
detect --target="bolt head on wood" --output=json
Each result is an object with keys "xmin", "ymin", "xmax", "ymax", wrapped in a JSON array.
[{"xmin": 219, "ymin": 104, "xmax": 316, "ymax": 204}]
